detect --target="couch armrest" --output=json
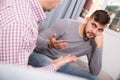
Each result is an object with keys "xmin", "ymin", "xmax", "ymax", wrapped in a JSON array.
[{"xmin": 75, "ymin": 60, "xmax": 113, "ymax": 80}]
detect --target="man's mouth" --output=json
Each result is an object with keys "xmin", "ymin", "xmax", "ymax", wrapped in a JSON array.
[{"xmin": 87, "ymin": 32, "xmax": 95, "ymax": 37}]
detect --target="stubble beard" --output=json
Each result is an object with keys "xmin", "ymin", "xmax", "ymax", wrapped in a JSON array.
[{"xmin": 83, "ymin": 25, "xmax": 95, "ymax": 41}]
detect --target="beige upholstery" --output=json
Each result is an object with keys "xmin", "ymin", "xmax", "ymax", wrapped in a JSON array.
[{"xmin": 74, "ymin": 60, "xmax": 113, "ymax": 80}]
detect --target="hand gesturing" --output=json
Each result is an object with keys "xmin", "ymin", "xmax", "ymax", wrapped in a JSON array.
[{"xmin": 48, "ymin": 33, "xmax": 68, "ymax": 50}]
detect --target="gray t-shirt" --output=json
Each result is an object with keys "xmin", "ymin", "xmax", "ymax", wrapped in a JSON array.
[{"xmin": 36, "ymin": 19, "xmax": 102, "ymax": 75}]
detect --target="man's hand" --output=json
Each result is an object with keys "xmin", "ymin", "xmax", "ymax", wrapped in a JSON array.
[
  {"xmin": 95, "ymin": 34, "xmax": 104, "ymax": 48},
  {"xmin": 51, "ymin": 55, "xmax": 78, "ymax": 70},
  {"xmin": 48, "ymin": 33, "xmax": 68, "ymax": 50}
]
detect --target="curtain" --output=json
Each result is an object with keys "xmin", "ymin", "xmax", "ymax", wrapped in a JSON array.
[{"xmin": 41, "ymin": 0, "xmax": 86, "ymax": 28}]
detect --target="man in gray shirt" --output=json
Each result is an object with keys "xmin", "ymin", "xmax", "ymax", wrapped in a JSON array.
[{"xmin": 28, "ymin": 10, "xmax": 110, "ymax": 80}]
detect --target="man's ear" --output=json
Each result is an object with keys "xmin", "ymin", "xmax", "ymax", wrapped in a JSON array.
[{"xmin": 85, "ymin": 17, "xmax": 90, "ymax": 23}]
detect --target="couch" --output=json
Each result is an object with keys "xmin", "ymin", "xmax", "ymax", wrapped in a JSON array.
[{"xmin": 75, "ymin": 60, "xmax": 113, "ymax": 80}]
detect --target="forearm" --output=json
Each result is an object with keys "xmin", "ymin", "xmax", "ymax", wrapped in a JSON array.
[
  {"xmin": 89, "ymin": 48, "xmax": 102, "ymax": 76},
  {"xmin": 36, "ymin": 20, "xmax": 67, "ymax": 50},
  {"xmin": 36, "ymin": 35, "xmax": 50, "ymax": 50},
  {"xmin": 33, "ymin": 64, "xmax": 56, "ymax": 72},
  {"xmin": 29, "ymin": 55, "xmax": 77, "ymax": 72}
]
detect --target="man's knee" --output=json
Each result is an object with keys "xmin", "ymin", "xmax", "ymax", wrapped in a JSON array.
[{"xmin": 28, "ymin": 52, "xmax": 52, "ymax": 67}]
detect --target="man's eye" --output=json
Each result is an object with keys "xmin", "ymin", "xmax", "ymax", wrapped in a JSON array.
[
  {"xmin": 98, "ymin": 29, "xmax": 104, "ymax": 32},
  {"xmin": 91, "ymin": 23, "xmax": 96, "ymax": 28}
]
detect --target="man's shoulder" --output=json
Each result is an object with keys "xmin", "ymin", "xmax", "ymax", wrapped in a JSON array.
[
  {"xmin": 56, "ymin": 19, "xmax": 81, "ymax": 25},
  {"xmin": 58, "ymin": 19, "xmax": 79, "ymax": 22},
  {"xmin": 0, "ymin": 0, "xmax": 16, "ymax": 10}
]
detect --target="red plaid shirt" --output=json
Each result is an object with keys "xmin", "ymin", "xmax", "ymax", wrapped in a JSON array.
[{"xmin": 0, "ymin": 0, "xmax": 56, "ymax": 72}]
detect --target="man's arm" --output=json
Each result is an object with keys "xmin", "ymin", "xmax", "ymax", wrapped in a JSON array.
[
  {"xmin": 87, "ymin": 48, "xmax": 102, "ymax": 76},
  {"xmin": 36, "ymin": 19, "xmax": 68, "ymax": 50},
  {"xmin": 30, "ymin": 55, "xmax": 77, "ymax": 72},
  {"xmin": 87, "ymin": 35, "xmax": 103, "ymax": 75}
]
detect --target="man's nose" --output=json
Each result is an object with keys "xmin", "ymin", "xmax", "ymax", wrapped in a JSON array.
[{"xmin": 93, "ymin": 29, "xmax": 98, "ymax": 33}]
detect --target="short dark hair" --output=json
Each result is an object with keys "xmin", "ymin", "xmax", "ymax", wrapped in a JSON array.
[{"xmin": 90, "ymin": 10, "xmax": 110, "ymax": 25}]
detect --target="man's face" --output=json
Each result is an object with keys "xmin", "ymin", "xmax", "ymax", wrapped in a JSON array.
[
  {"xmin": 45, "ymin": 0, "xmax": 62, "ymax": 11},
  {"xmin": 84, "ymin": 18, "xmax": 107, "ymax": 39}
]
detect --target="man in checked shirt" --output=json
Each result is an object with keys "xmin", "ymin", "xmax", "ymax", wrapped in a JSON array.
[{"xmin": 0, "ymin": 0, "xmax": 77, "ymax": 72}]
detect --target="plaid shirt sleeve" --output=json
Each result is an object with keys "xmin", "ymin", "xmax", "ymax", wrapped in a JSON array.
[{"xmin": 37, "ymin": 64, "xmax": 56, "ymax": 72}]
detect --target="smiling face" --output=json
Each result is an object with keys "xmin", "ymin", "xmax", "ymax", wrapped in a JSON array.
[{"xmin": 84, "ymin": 18, "xmax": 107, "ymax": 39}]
